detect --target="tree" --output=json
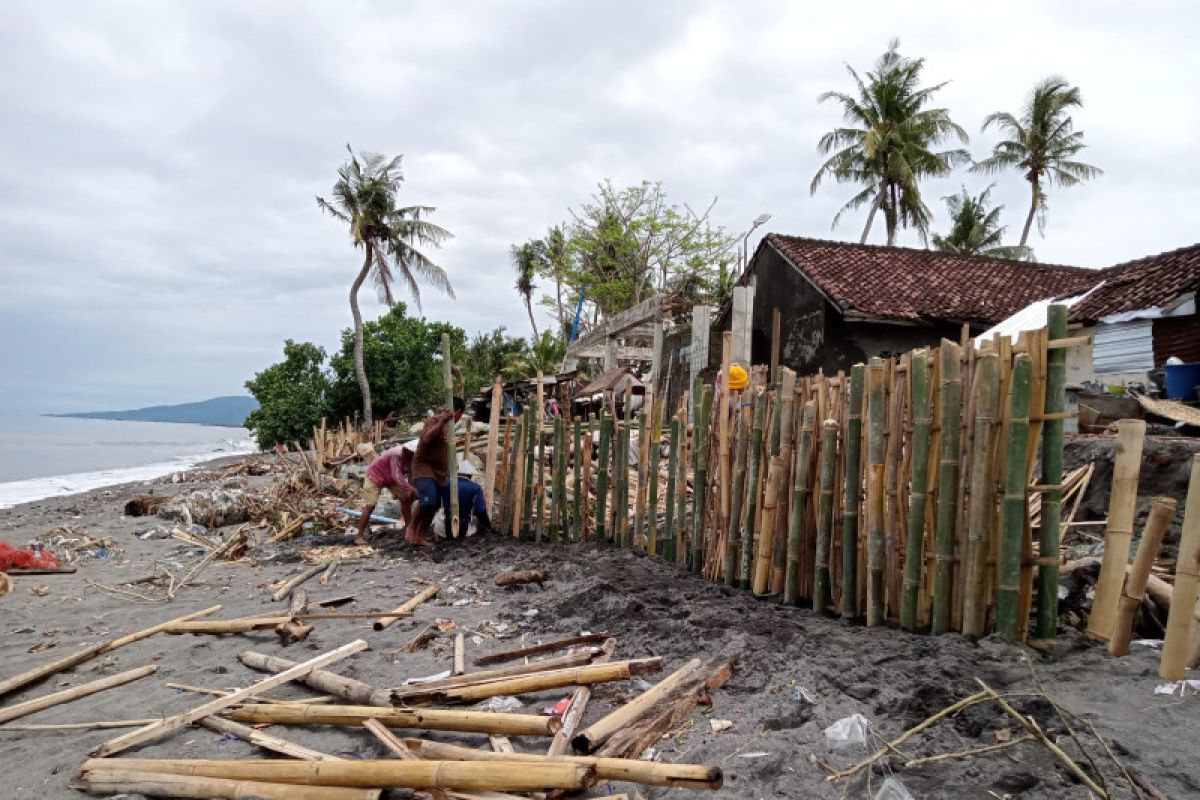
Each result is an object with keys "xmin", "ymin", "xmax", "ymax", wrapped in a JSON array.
[
  {"xmin": 317, "ymin": 146, "xmax": 453, "ymax": 429},
  {"xmin": 461, "ymin": 327, "xmax": 527, "ymax": 395},
  {"xmin": 811, "ymin": 39, "xmax": 970, "ymax": 245},
  {"xmin": 932, "ymin": 185, "xmax": 1031, "ymax": 260},
  {"xmin": 502, "ymin": 331, "xmax": 568, "ymax": 382},
  {"xmin": 244, "ymin": 340, "xmax": 332, "ymax": 450},
  {"xmin": 972, "ymin": 77, "xmax": 1102, "ymax": 247},
  {"xmin": 511, "ymin": 240, "xmax": 543, "ymax": 340}
]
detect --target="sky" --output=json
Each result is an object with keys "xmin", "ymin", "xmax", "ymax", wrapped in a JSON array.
[{"xmin": 2, "ymin": 1, "xmax": 1197, "ymax": 415}]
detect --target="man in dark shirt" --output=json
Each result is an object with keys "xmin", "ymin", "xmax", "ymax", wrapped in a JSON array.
[
  {"xmin": 408, "ymin": 396, "xmax": 465, "ymax": 547},
  {"xmin": 442, "ymin": 461, "xmax": 496, "ymax": 539}
]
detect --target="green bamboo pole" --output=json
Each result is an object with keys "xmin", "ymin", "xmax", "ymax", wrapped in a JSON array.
[
  {"xmin": 865, "ymin": 357, "xmax": 885, "ymax": 626},
  {"xmin": 690, "ymin": 386, "xmax": 713, "ymax": 573},
  {"xmin": 900, "ymin": 352, "xmax": 932, "ymax": 631},
  {"xmin": 785, "ymin": 401, "xmax": 816, "ymax": 605},
  {"xmin": 521, "ymin": 406, "xmax": 536, "ymax": 541},
  {"xmin": 753, "ymin": 384, "xmax": 787, "ymax": 594},
  {"xmin": 553, "ymin": 416, "xmax": 567, "ymax": 543},
  {"xmin": 572, "ymin": 416, "xmax": 583, "ymax": 543},
  {"xmin": 595, "ymin": 411, "xmax": 612, "ymax": 542},
  {"xmin": 996, "ymin": 354, "xmax": 1033, "ymax": 642},
  {"xmin": 724, "ymin": 405, "xmax": 749, "ymax": 587},
  {"xmin": 841, "ymin": 364, "xmax": 865, "ymax": 619},
  {"xmin": 675, "ymin": 403, "xmax": 690, "ymax": 564},
  {"xmin": 962, "ymin": 353, "xmax": 1001, "ymax": 637},
  {"xmin": 931, "ymin": 342, "xmax": 963, "ymax": 634},
  {"xmin": 441, "ymin": 333, "xmax": 459, "ymax": 538},
  {"xmin": 634, "ymin": 400, "xmax": 650, "ymax": 549},
  {"xmin": 1036, "ymin": 304, "xmax": 1068, "ymax": 639},
  {"xmin": 740, "ymin": 390, "xmax": 767, "ymax": 590},
  {"xmin": 663, "ymin": 411, "xmax": 681, "ymax": 561},
  {"xmin": 536, "ymin": 406, "xmax": 548, "ymax": 545},
  {"xmin": 768, "ymin": 379, "xmax": 784, "ymax": 456},
  {"xmin": 500, "ymin": 414, "xmax": 523, "ymax": 536},
  {"xmin": 647, "ymin": 397, "xmax": 663, "ymax": 555},
  {"xmin": 813, "ymin": 418, "xmax": 839, "ymax": 613},
  {"xmin": 769, "ymin": 385, "xmax": 797, "ymax": 596}
]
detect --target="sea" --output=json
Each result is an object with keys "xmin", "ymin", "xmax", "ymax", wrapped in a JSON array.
[{"xmin": 0, "ymin": 416, "xmax": 258, "ymax": 509}]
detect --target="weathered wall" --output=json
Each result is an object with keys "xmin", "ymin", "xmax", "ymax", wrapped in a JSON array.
[{"xmin": 821, "ymin": 314, "xmax": 963, "ymax": 372}]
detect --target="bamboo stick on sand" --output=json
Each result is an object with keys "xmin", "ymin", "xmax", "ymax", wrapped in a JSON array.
[
  {"xmin": 0, "ymin": 665, "xmax": 157, "ymax": 725},
  {"xmin": 1109, "ymin": 497, "xmax": 1176, "ymax": 657},
  {"xmin": 547, "ymin": 639, "xmax": 614, "ymax": 757},
  {"xmin": 373, "ymin": 585, "xmax": 440, "ymax": 631},
  {"xmin": 1162, "ymin": 454, "xmax": 1200, "ymax": 680},
  {"xmin": 198, "ymin": 716, "xmax": 342, "ymax": 761},
  {"xmin": 571, "ymin": 659, "xmax": 701, "ymax": 753},
  {"xmin": 272, "ymin": 562, "xmax": 329, "ymax": 603},
  {"xmin": 474, "ymin": 633, "xmax": 611, "ymax": 666},
  {"xmin": 225, "ymin": 703, "xmax": 562, "ymax": 736},
  {"xmin": 392, "ymin": 648, "xmax": 601, "ymax": 702},
  {"xmin": 76, "ymin": 769, "xmax": 379, "ymax": 800},
  {"xmin": 238, "ymin": 651, "xmax": 391, "ymax": 707},
  {"xmin": 427, "ymin": 659, "xmax": 662, "ymax": 703}
]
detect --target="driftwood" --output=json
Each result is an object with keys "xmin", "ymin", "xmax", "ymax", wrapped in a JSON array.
[
  {"xmin": 474, "ymin": 633, "xmax": 613, "ymax": 666},
  {"xmin": 494, "ymin": 570, "xmax": 551, "ymax": 588},
  {"xmin": 572, "ymin": 659, "xmax": 701, "ymax": 753},
  {"xmin": 239, "ymin": 650, "xmax": 393, "ymax": 707},
  {"xmin": 400, "ymin": 624, "xmax": 439, "ymax": 653},
  {"xmin": 224, "ymin": 704, "xmax": 561, "ymax": 737},
  {"xmin": 0, "ymin": 665, "xmax": 157, "ymax": 725},
  {"xmin": 124, "ymin": 494, "xmax": 165, "ymax": 517},
  {"xmin": 374, "ymin": 586, "xmax": 441, "ymax": 631}
]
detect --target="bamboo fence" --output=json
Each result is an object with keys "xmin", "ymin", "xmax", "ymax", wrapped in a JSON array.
[{"xmin": 492, "ymin": 308, "xmax": 1074, "ymax": 640}]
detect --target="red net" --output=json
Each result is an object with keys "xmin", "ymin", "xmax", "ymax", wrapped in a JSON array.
[{"xmin": 0, "ymin": 542, "xmax": 60, "ymax": 571}]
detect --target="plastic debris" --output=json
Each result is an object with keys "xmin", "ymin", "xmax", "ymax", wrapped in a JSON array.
[
  {"xmin": 824, "ymin": 713, "xmax": 871, "ymax": 750},
  {"xmin": 542, "ymin": 697, "xmax": 572, "ymax": 716},
  {"xmin": 1155, "ymin": 680, "xmax": 1200, "ymax": 696},
  {"xmin": 0, "ymin": 542, "xmax": 61, "ymax": 570},
  {"xmin": 875, "ymin": 777, "xmax": 915, "ymax": 800},
  {"xmin": 738, "ymin": 751, "xmax": 772, "ymax": 759},
  {"xmin": 709, "ymin": 719, "xmax": 733, "ymax": 732},
  {"xmin": 404, "ymin": 670, "xmax": 452, "ymax": 685},
  {"xmin": 793, "ymin": 686, "xmax": 817, "ymax": 704},
  {"xmin": 1132, "ymin": 639, "xmax": 1163, "ymax": 650},
  {"xmin": 522, "ymin": 608, "xmax": 539, "ymax": 618},
  {"xmin": 477, "ymin": 696, "xmax": 523, "ymax": 713}
]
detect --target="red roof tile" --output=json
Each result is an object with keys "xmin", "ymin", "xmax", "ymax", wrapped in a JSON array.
[
  {"xmin": 759, "ymin": 235, "xmax": 1100, "ymax": 326},
  {"xmin": 1069, "ymin": 243, "xmax": 1200, "ymax": 322}
]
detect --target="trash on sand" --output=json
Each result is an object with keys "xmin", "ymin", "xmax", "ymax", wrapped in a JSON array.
[
  {"xmin": 477, "ymin": 696, "xmax": 523, "ymax": 713},
  {"xmin": 875, "ymin": 777, "xmax": 915, "ymax": 800},
  {"xmin": 1155, "ymin": 680, "xmax": 1200, "ymax": 696},
  {"xmin": 29, "ymin": 586, "xmax": 50, "ymax": 596},
  {"xmin": 1132, "ymin": 639, "xmax": 1163, "ymax": 650},
  {"xmin": 793, "ymin": 686, "xmax": 817, "ymax": 704},
  {"xmin": 738, "ymin": 751, "xmax": 772, "ymax": 759},
  {"xmin": 522, "ymin": 608, "xmax": 539, "ymax": 618},
  {"xmin": 435, "ymin": 618, "xmax": 457, "ymax": 631},
  {"xmin": 542, "ymin": 697, "xmax": 572, "ymax": 716},
  {"xmin": 824, "ymin": 713, "xmax": 871, "ymax": 750},
  {"xmin": 709, "ymin": 719, "xmax": 733, "ymax": 732},
  {"xmin": 640, "ymin": 746, "xmax": 659, "ymax": 761},
  {"xmin": 0, "ymin": 542, "xmax": 61, "ymax": 570},
  {"xmin": 404, "ymin": 670, "xmax": 452, "ymax": 685}
]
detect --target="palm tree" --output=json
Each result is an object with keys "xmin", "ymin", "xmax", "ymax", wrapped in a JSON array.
[
  {"xmin": 501, "ymin": 331, "xmax": 567, "ymax": 382},
  {"xmin": 511, "ymin": 241, "xmax": 542, "ymax": 339},
  {"xmin": 972, "ymin": 77, "xmax": 1102, "ymax": 247},
  {"xmin": 932, "ymin": 185, "xmax": 1032, "ymax": 260},
  {"xmin": 317, "ymin": 146, "xmax": 453, "ymax": 429},
  {"xmin": 811, "ymin": 39, "xmax": 970, "ymax": 245}
]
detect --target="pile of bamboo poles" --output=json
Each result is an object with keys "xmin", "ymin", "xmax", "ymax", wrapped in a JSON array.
[{"xmin": 492, "ymin": 306, "xmax": 1087, "ymax": 642}]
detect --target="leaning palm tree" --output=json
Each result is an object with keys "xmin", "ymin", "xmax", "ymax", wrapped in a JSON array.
[
  {"xmin": 317, "ymin": 147, "xmax": 453, "ymax": 429},
  {"xmin": 972, "ymin": 77, "xmax": 1102, "ymax": 247},
  {"xmin": 511, "ymin": 241, "xmax": 542, "ymax": 339},
  {"xmin": 811, "ymin": 39, "xmax": 970, "ymax": 245},
  {"xmin": 932, "ymin": 185, "xmax": 1032, "ymax": 260}
]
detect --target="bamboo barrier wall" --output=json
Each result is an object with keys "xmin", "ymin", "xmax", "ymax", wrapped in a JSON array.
[{"xmin": 492, "ymin": 307, "xmax": 1071, "ymax": 641}]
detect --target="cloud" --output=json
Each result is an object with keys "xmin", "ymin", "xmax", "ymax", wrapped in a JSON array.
[{"xmin": 1, "ymin": 0, "xmax": 1196, "ymax": 414}]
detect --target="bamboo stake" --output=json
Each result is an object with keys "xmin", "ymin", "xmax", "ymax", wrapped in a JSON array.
[
  {"xmin": 634, "ymin": 397, "xmax": 650, "ymax": 548},
  {"xmin": 522, "ymin": 406, "xmax": 536, "ymax": 540},
  {"xmin": 866, "ymin": 358, "xmax": 885, "ymax": 626},
  {"xmin": 841, "ymin": 365, "xmax": 865, "ymax": 619},
  {"xmin": 647, "ymin": 398, "xmax": 662, "ymax": 554},
  {"xmin": 0, "ymin": 665, "xmax": 156, "ymax": 725},
  {"xmin": 571, "ymin": 659, "xmax": 701, "ymax": 753},
  {"xmin": 485, "ymin": 378, "xmax": 503, "ymax": 514},
  {"xmin": 535, "ymin": 373, "xmax": 547, "ymax": 543},
  {"xmin": 740, "ymin": 390, "xmax": 766, "ymax": 590},
  {"xmin": 813, "ymin": 419, "xmax": 839, "ymax": 613},
  {"xmin": 373, "ymin": 585, "xmax": 440, "ymax": 631},
  {"xmin": 931, "ymin": 341, "xmax": 963, "ymax": 634},
  {"xmin": 93, "ymin": 640, "xmax": 369, "ymax": 757},
  {"xmin": 1089, "ymin": 419, "xmax": 1148, "ymax": 642},
  {"xmin": 1162, "ymin": 454, "xmax": 1200, "ymax": 680},
  {"xmin": 505, "ymin": 414, "xmax": 524, "ymax": 538},
  {"xmin": 769, "ymin": 373, "xmax": 798, "ymax": 595},
  {"xmin": 225, "ymin": 704, "xmax": 561, "ymax": 736},
  {"xmin": 0, "ymin": 604, "xmax": 220, "ymax": 700},
  {"xmin": 556, "ymin": 416, "xmax": 569, "ymax": 541},
  {"xmin": 580, "ymin": 414, "xmax": 595, "ymax": 541},
  {"xmin": 572, "ymin": 416, "xmax": 583, "ymax": 542},
  {"xmin": 724, "ymin": 404, "xmax": 749, "ymax": 587},
  {"xmin": 596, "ymin": 411, "xmax": 612, "ymax": 542},
  {"xmin": 962, "ymin": 353, "xmax": 1000, "ymax": 637},
  {"xmin": 82, "ymin": 758, "xmax": 596, "ymax": 792},
  {"xmin": 77, "ymin": 769, "xmax": 378, "ymax": 800},
  {"xmin": 719, "ymin": 332, "xmax": 733, "ymax": 532},
  {"xmin": 691, "ymin": 385, "xmax": 712, "ymax": 572},
  {"xmin": 1110, "ymin": 497, "xmax": 1177, "ymax": 657},
  {"xmin": 1036, "ymin": 305, "xmax": 1068, "ymax": 638},
  {"xmin": 546, "ymin": 640, "xmax": 613, "ymax": 757},
  {"xmin": 198, "ymin": 716, "xmax": 341, "ymax": 761},
  {"xmin": 663, "ymin": 411, "xmax": 681, "ymax": 562},
  {"xmin": 996, "ymin": 354, "xmax": 1033, "ymax": 642},
  {"xmin": 900, "ymin": 352, "xmax": 931, "ymax": 631},
  {"xmin": 444, "ymin": 333, "xmax": 459, "ymax": 538},
  {"xmin": 453, "ymin": 633, "xmax": 466, "ymax": 676},
  {"xmin": 474, "ymin": 633, "xmax": 612, "ymax": 666},
  {"xmin": 1, "ymin": 718, "xmax": 160, "ymax": 731},
  {"xmin": 675, "ymin": 396, "xmax": 690, "ymax": 563},
  {"xmin": 754, "ymin": 375, "xmax": 788, "ymax": 593},
  {"xmin": 786, "ymin": 401, "xmax": 816, "ymax": 606}
]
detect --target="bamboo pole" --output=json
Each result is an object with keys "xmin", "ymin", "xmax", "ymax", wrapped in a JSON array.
[
  {"xmin": 663, "ymin": 411, "xmax": 680, "ymax": 562},
  {"xmin": 93, "ymin": 640, "xmax": 369, "ymax": 757},
  {"xmin": 675, "ymin": 397, "xmax": 690, "ymax": 563},
  {"xmin": 1162, "ymin": 454, "xmax": 1200, "ymax": 680},
  {"xmin": 391, "ymin": 649, "xmax": 600, "ymax": 702},
  {"xmin": 865, "ymin": 358, "xmax": 885, "ymax": 626},
  {"xmin": 505, "ymin": 414, "xmax": 524, "ymax": 538},
  {"xmin": 647, "ymin": 397, "xmax": 662, "ymax": 554},
  {"xmin": 485, "ymin": 378, "xmax": 503, "ymax": 514},
  {"xmin": 557, "ymin": 416, "xmax": 570, "ymax": 541},
  {"xmin": 931, "ymin": 341, "xmax": 963, "ymax": 634},
  {"xmin": 786, "ymin": 401, "xmax": 816, "ymax": 606},
  {"xmin": 580, "ymin": 414, "xmax": 595, "ymax": 541},
  {"xmin": 0, "ymin": 665, "xmax": 156, "ymax": 725},
  {"xmin": 615, "ymin": 386, "xmax": 632, "ymax": 546},
  {"xmin": 719, "ymin": 332, "xmax": 733, "ymax": 533},
  {"xmin": 813, "ymin": 419, "xmax": 839, "ymax": 613},
  {"xmin": 77, "ymin": 769, "xmax": 378, "ymax": 800},
  {"xmin": 769, "ymin": 374, "xmax": 798, "ymax": 596},
  {"xmin": 691, "ymin": 386, "xmax": 713, "ymax": 572},
  {"xmin": 239, "ymin": 651, "xmax": 392, "ymax": 707},
  {"xmin": 0, "ymin": 718, "xmax": 160, "ymax": 731},
  {"xmin": 634, "ymin": 397, "xmax": 650, "ymax": 549},
  {"xmin": 1088, "ymin": 419, "xmax": 1148, "ymax": 641},
  {"xmin": 572, "ymin": 416, "xmax": 583, "ymax": 542},
  {"xmin": 271, "ymin": 562, "xmax": 330, "ymax": 603},
  {"xmin": 474, "ymin": 633, "xmax": 612, "ymax": 666},
  {"xmin": 453, "ymin": 632, "xmax": 466, "ymax": 676},
  {"xmin": 0, "ymin": 604, "xmax": 219, "ymax": 700},
  {"xmin": 740, "ymin": 390, "xmax": 767, "ymax": 590},
  {"xmin": 596, "ymin": 411, "xmax": 612, "ymax": 542},
  {"xmin": 841, "ymin": 365, "xmax": 865, "ymax": 619},
  {"xmin": 724, "ymin": 405, "xmax": 749, "ymax": 587},
  {"xmin": 405, "ymin": 738, "xmax": 722, "ymax": 791},
  {"xmin": 82, "ymin": 758, "xmax": 596, "ymax": 792},
  {"xmin": 521, "ymin": 405, "xmax": 536, "ymax": 540},
  {"xmin": 373, "ymin": 585, "xmax": 440, "ymax": 631},
  {"xmin": 1036, "ymin": 305, "xmax": 1068, "ymax": 638},
  {"xmin": 1110, "ymin": 497, "xmax": 1177, "ymax": 657},
  {"xmin": 571, "ymin": 659, "xmax": 701, "ymax": 753},
  {"xmin": 198, "ymin": 716, "xmax": 340, "ymax": 761},
  {"xmin": 443, "ymin": 333, "xmax": 459, "ymax": 538},
  {"xmin": 225, "ymin": 704, "xmax": 561, "ymax": 736},
  {"xmin": 429, "ymin": 660, "xmax": 662, "ymax": 704},
  {"xmin": 755, "ymin": 375, "xmax": 790, "ymax": 594},
  {"xmin": 962, "ymin": 353, "xmax": 1000, "ymax": 637},
  {"xmin": 900, "ymin": 352, "xmax": 931, "ymax": 631},
  {"xmin": 996, "ymin": 355, "xmax": 1032, "ymax": 642},
  {"xmin": 547, "ymin": 639, "xmax": 614, "ymax": 756},
  {"xmin": 535, "ymin": 373, "xmax": 547, "ymax": 543}
]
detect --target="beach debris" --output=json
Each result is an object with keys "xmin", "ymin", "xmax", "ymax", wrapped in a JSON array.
[
  {"xmin": 1154, "ymin": 680, "xmax": 1200, "ymax": 697},
  {"xmin": 123, "ymin": 494, "xmax": 165, "ymax": 517},
  {"xmin": 875, "ymin": 777, "xmax": 915, "ymax": 800},
  {"xmin": 271, "ymin": 560, "xmax": 333, "ymax": 602},
  {"xmin": 823, "ymin": 714, "xmax": 871, "ymax": 750},
  {"xmin": 474, "ymin": 632, "xmax": 613, "ymax": 667},
  {"xmin": 494, "ymin": 569, "xmax": 552, "ymax": 588},
  {"xmin": 158, "ymin": 488, "xmax": 250, "ymax": 528},
  {"xmin": 0, "ymin": 572, "xmax": 10, "ymax": 597},
  {"xmin": 399, "ymin": 624, "xmax": 439, "ymax": 653},
  {"xmin": 477, "ymin": 696, "xmax": 524, "ymax": 713},
  {"xmin": 0, "ymin": 665, "xmax": 158, "ymax": 725},
  {"xmin": 373, "ymin": 585, "xmax": 441, "ymax": 631},
  {"xmin": 709, "ymin": 719, "xmax": 732, "ymax": 732},
  {"xmin": 29, "ymin": 585, "xmax": 49, "ymax": 596},
  {"xmin": 31, "ymin": 528, "xmax": 112, "ymax": 565}
]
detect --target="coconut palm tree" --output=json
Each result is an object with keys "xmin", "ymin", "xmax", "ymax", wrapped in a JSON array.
[
  {"xmin": 932, "ymin": 185, "xmax": 1032, "ymax": 260},
  {"xmin": 811, "ymin": 39, "xmax": 970, "ymax": 246},
  {"xmin": 501, "ymin": 331, "xmax": 567, "ymax": 382},
  {"xmin": 317, "ymin": 147, "xmax": 453, "ymax": 429},
  {"xmin": 511, "ymin": 241, "xmax": 542, "ymax": 339},
  {"xmin": 972, "ymin": 77, "xmax": 1102, "ymax": 247}
]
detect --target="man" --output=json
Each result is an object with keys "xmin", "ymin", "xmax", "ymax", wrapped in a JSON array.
[
  {"xmin": 442, "ymin": 461, "xmax": 495, "ymax": 540},
  {"xmin": 353, "ymin": 442, "xmax": 417, "ymax": 546},
  {"xmin": 408, "ymin": 396, "xmax": 465, "ymax": 547}
]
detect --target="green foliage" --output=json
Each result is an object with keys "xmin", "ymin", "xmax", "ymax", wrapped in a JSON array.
[
  {"xmin": 244, "ymin": 340, "xmax": 333, "ymax": 449},
  {"xmin": 811, "ymin": 39, "xmax": 970, "ymax": 245},
  {"xmin": 503, "ymin": 331, "xmax": 568, "ymax": 382},
  {"xmin": 932, "ymin": 185, "xmax": 1032, "ymax": 260},
  {"xmin": 461, "ymin": 327, "xmax": 528, "ymax": 395},
  {"xmin": 511, "ymin": 241, "xmax": 542, "ymax": 338}
]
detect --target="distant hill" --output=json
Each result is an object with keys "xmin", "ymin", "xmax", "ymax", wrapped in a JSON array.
[{"xmin": 50, "ymin": 396, "xmax": 259, "ymax": 427}]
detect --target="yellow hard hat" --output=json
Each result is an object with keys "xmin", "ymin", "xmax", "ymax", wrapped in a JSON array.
[{"xmin": 728, "ymin": 364, "xmax": 749, "ymax": 391}]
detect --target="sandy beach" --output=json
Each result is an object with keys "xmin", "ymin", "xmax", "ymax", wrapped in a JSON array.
[{"xmin": 0, "ymin": 453, "xmax": 1197, "ymax": 799}]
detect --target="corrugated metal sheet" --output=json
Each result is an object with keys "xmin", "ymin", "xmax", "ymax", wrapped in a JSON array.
[
  {"xmin": 1094, "ymin": 320, "xmax": 1154, "ymax": 374},
  {"xmin": 1153, "ymin": 313, "xmax": 1200, "ymax": 365}
]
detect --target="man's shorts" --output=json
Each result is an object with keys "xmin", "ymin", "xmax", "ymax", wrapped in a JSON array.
[
  {"xmin": 363, "ymin": 475, "xmax": 417, "ymax": 505},
  {"xmin": 413, "ymin": 477, "xmax": 444, "ymax": 509}
]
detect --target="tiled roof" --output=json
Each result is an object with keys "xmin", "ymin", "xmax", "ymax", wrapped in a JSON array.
[
  {"xmin": 758, "ymin": 235, "xmax": 1100, "ymax": 326},
  {"xmin": 1069, "ymin": 243, "xmax": 1200, "ymax": 322}
]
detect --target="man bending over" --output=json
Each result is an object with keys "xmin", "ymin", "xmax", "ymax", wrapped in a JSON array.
[{"xmin": 408, "ymin": 396, "xmax": 465, "ymax": 547}]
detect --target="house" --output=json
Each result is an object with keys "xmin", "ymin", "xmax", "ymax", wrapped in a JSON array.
[{"xmin": 727, "ymin": 235, "xmax": 1099, "ymax": 375}]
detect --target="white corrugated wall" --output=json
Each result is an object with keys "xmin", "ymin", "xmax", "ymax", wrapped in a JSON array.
[{"xmin": 1093, "ymin": 320, "xmax": 1155, "ymax": 375}]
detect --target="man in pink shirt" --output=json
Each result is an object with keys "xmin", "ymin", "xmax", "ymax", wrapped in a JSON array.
[{"xmin": 353, "ymin": 443, "xmax": 417, "ymax": 546}]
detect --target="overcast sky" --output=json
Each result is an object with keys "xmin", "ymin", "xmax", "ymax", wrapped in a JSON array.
[{"xmin": 2, "ymin": 1, "xmax": 1196, "ymax": 415}]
